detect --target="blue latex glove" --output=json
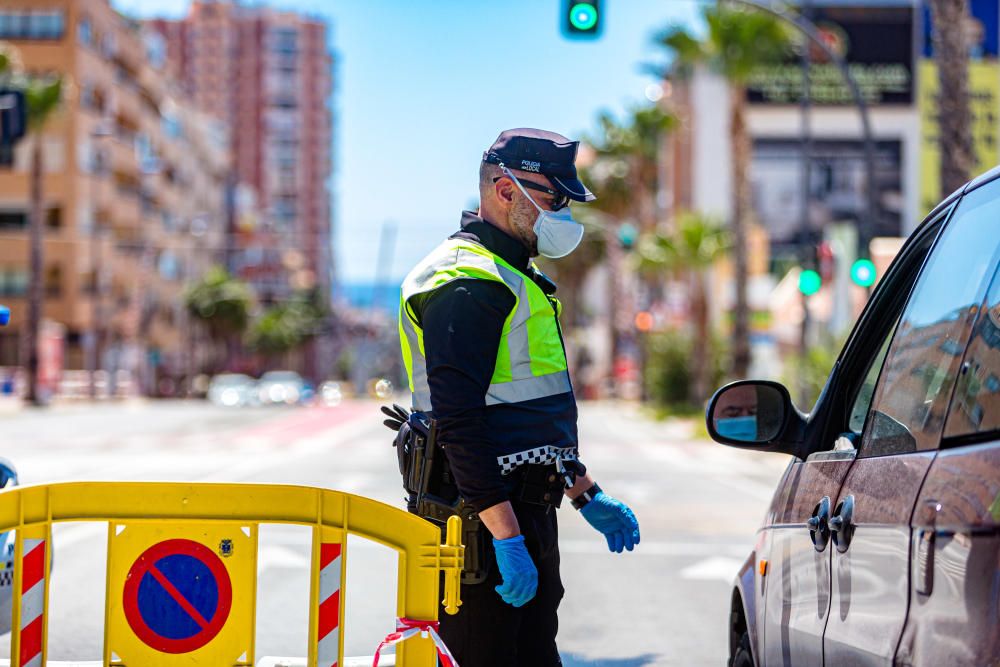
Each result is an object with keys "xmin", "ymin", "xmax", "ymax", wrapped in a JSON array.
[
  {"xmin": 580, "ymin": 492, "xmax": 641, "ymax": 553},
  {"xmin": 492, "ymin": 534, "xmax": 538, "ymax": 607}
]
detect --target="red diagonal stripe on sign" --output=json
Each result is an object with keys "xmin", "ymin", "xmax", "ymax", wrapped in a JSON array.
[
  {"xmin": 317, "ymin": 589, "xmax": 340, "ymax": 640},
  {"xmin": 320, "ymin": 542, "xmax": 341, "ymax": 570},
  {"xmin": 149, "ymin": 565, "xmax": 210, "ymax": 629},
  {"xmin": 22, "ymin": 542, "xmax": 45, "ymax": 593},
  {"xmin": 19, "ymin": 614, "xmax": 43, "ymax": 664}
]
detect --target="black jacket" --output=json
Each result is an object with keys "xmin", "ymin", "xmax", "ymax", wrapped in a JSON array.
[{"xmin": 408, "ymin": 211, "xmax": 579, "ymax": 512}]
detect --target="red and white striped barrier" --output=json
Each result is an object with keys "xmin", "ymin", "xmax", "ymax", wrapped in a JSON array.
[
  {"xmin": 316, "ymin": 542, "xmax": 342, "ymax": 667},
  {"xmin": 19, "ymin": 538, "xmax": 46, "ymax": 667},
  {"xmin": 372, "ymin": 618, "xmax": 458, "ymax": 667}
]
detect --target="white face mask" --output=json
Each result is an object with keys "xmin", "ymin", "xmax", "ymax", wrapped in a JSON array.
[{"xmin": 502, "ymin": 166, "xmax": 585, "ymax": 259}]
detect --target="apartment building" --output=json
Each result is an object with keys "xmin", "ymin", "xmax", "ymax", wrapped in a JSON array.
[
  {"xmin": 148, "ymin": 1, "xmax": 334, "ymax": 305},
  {"xmin": 0, "ymin": 0, "xmax": 228, "ymax": 393}
]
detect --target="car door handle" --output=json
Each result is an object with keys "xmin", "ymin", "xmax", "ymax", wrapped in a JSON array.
[
  {"xmin": 808, "ymin": 496, "xmax": 831, "ymax": 552},
  {"xmin": 830, "ymin": 495, "xmax": 855, "ymax": 553}
]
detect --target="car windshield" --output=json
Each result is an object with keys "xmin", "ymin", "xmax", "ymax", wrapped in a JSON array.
[
  {"xmin": 260, "ymin": 372, "xmax": 302, "ymax": 383},
  {"xmin": 211, "ymin": 374, "xmax": 252, "ymax": 386}
]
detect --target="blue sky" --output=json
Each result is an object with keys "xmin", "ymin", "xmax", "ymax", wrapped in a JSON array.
[{"xmin": 112, "ymin": 0, "xmax": 700, "ymax": 284}]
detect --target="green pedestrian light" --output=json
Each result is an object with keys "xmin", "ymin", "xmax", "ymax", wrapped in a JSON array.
[
  {"xmin": 851, "ymin": 259, "xmax": 877, "ymax": 287},
  {"xmin": 570, "ymin": 3, "xmax": 597, "ymax": 30},
  {"xmin": 617, "ymin": 222, "xmax": 637, "ymax": 250},
  {"xmin": 564, "ymin": 1, "xmax": 601, "ymax": 38},
  {"xmin": 799, "ymin": 269, "xmax": 822, "ymax": 296}
]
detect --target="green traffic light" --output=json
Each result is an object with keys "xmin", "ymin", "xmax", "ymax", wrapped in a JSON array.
[
  {"xmin": 570, "ymin": 3, "xmax": 598, "ymax": 30},
  {"xmin": 617, "ymin": 222, "xmax": 637, "ymax": 249},
  {"xmin": 799, "ymin": 269, "xmax": 822, "ymax": 296},
  {"xmin": 851, "ymin": 259, "xmax": 877, "ymax": 287}
]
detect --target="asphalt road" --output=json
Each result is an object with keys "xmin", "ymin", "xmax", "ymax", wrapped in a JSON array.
[{"xmin": 0, "ymin": 398, "xmax": 787, "ymax": 666}]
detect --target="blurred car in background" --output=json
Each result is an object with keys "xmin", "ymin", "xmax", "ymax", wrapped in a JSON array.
[
  {"xmin": 367, "ymin": 377, "xmax": 394, "ymax": 399},
  {"xmin": 207, "ymin": 373, "xmax": 258, "ymax": 408},
  {"xmin": 318, "ymin": 381, "xmax": 343, "ymax": 406},
  {"xmin": 257, "ymin": 371, "xmax": 308, "ymax": 406}
]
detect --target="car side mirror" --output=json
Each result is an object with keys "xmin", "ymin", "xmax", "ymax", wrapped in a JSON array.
[{"xmin": 707, "ymin": 380, "xmax": 793, "ymax": 449}]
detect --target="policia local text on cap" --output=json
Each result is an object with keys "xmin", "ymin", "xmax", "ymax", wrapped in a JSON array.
[{"xmin": 393, "ymin": 129, "xmax": 640, "ymax": 666}]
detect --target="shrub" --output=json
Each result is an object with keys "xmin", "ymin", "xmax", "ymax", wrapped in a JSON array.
[{"xmin": 644, "ymin": 329, "xmax": 726, "ymax": 414}]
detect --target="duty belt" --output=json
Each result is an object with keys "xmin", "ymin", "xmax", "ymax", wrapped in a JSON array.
[
  {"xmin": 501, "ymin": 446, "xmax": 587, "ymax": 511},
  {"xmin": 497, "ymin": 444, "xmax": 580, "ymax": 489}
]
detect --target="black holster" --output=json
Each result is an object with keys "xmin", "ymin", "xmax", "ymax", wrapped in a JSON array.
[
  {"xmin": 389, "ymin": 411, "xmax": 585, "ymax": 586},
  {"xmin": 392, "ymin": 411, "xmax": 490, "ymax": 584}
]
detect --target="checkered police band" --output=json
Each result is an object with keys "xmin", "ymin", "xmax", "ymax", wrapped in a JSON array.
[{"xmin": 497, "ymin": 445, "xmax": 579, "ymax": 490}]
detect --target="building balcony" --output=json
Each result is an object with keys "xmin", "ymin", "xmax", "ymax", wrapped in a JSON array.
[
  {"xmin": 109, "ymin": 188, "xmax": 142, "ymax": 231},
  {"xmin": 111, "ymin": 29, "xmax": 145, "ymax": 79},
  {"xmin": 107, "ymin": 136, "xmax": 138, "ymax": 178}
]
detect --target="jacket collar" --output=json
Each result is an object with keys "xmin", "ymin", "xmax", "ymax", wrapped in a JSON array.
[{"xmin": 455, "ymin": 210, "xmax": 531, "ymax": 272}]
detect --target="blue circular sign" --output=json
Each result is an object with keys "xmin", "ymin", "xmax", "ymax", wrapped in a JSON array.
[{"xmin": 123, "ymin": 539, "xmax": 232, "ymax": 653}]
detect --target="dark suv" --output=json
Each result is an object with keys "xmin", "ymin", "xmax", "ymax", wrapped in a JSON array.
[{"xmin": 707, "ymin": 168, "xmax": 1000, "ymax": 667}]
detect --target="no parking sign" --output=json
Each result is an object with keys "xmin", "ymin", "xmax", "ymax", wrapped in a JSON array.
[
  {"xmin": 123, "ymin": 539, "xmax": 233, "ymax": 652},
  {"xmin": 106, "ymin": 524, "xmax": 256, "ymax": 665}
]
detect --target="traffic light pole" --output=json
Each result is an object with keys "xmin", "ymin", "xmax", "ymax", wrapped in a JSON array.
[{"xmin": 798, "ymin": 0, "xmax": 814, "ymax": 407}]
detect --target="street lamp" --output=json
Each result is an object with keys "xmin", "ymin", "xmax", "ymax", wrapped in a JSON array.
[
  {"xmin": 723, "ymin": 0, "xmax": 879, "ymax": 255},
  {"xmin": 86, "ymin": 118, "xmax": 113, "ymax": 399}
]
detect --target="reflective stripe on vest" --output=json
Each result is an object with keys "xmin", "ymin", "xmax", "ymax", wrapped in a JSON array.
[{"xmin": 399, "ymin": 238, "xmax": 570, "ymax": 412}]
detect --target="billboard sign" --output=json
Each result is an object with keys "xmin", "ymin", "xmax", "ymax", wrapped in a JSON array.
[{"xmin": 747, "ymin": 4, "xmax": 915, "ymax": 106}]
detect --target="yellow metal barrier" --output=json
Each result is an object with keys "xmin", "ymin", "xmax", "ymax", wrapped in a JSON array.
[{"xmin": 0, "ymin": 482, "xmax": 464, "ymax": 667}]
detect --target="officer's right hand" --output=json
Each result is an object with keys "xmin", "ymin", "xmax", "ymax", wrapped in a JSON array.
[{"xmin": 492, "ymin": 535, "xmax": 538, "ymax": 607}]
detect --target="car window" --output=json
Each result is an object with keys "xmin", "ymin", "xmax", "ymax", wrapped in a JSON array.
[
  {"xmin": 848, "ymin": 320, "xmax": 897, "ymax": 434},
  {"xmin": 860, "ymin": 185, "xmax": 1000, "ymax": 457},
  {"xmin": 944, "ymin": 261, "xmax": 1000, "ymax": 441}
]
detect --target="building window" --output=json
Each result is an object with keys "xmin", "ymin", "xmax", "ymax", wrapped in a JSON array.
[
  {"xmin": 0, "ymin": 10, "xmax": 65, "ymax": 40},
  {"xmin": 44, "ymin": 265, "xmax": 61, "ymax": 298},
  {"xmin": 77, "ymin": 16, "xmax": 92, "ymax": 45},
  {"xmin": 101, "ymin": 32, "xmax": 116, "ymax": 58},
  {"xmin": 0, "ymin": 268, "xmax": 28, "ymax": 297},
  {"xmin": 272, "ymin": 96, "xmax": 297, "ymax": 110},
  {"xmin": 272, "ymin": 27, "xmax": 298, "ymax": 55},
  {"xmin": 46, "ymin": 207, "xmax": 61, "ymax": 229},
  {"xmin": 272, "ymin": 196, "xmax": 297, "ymax": 223},
  {"xmin": 0, "ymin": 208, "xmax": 62, "ymax": 229},
  {"xmin": 0, "ymin": 211, "xmax": 27, "ymax": 229}
]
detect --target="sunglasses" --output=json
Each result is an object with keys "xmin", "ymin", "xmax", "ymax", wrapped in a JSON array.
[{"xmin": 493, "ymin": 176, "xmax": 570, "ymax": 211}]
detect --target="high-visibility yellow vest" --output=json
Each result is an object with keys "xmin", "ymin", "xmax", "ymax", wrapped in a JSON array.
[{"xmin": 399, "ymin": 238, "xmax": 571, "ymax": 412}]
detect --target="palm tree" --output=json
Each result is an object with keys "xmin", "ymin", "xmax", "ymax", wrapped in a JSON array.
[
  {"xmin": 246, "ymin": 292, "xmax": 325, "ymax": 370},
  {"xmin": 586, "ymin": 106, "xmax": 676, "ymax": 230},
  {"xmin": 656, "ymin": 4, "xmax": 791, "ymax": 378},
  {"xmin": 581, "ymin": 106, "xmax": 676, "ymax": 395},
  {"xmin": 638, "ymin": 211, "xmax": 730, "ymax": 403},
  {"xmin": 929, "ymin": 0, "xmax": 974, "ymax": 195},
  {"xmin": 184, "ymin": 267, "xmax": 255, "ymax": 372},
  {"xmin": 22, "ymin": 75, "xmax": 63, "ymax": 405}
]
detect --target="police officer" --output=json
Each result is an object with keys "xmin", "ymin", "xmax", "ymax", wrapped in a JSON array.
[{"xmin": 398, "ymin": 128, "xmax": 640, "ymax": 666}]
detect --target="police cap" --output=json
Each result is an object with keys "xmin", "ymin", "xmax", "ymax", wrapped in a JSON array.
[{"xmin": 483, "ymin": 128, "xmax": 596, "ymax": 203}]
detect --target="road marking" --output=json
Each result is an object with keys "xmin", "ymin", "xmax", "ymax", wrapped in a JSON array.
[
  {"xmin": 559, "ymin": 540, "xmax": 748, "ymax": 558},
  {"xmin": 680, "ymin": 556, "xmax": 745, "ymax": 582},
  {"xmin": 51, "ymin": 414, "xmax": 376, "ymax": 551},
  {"xmin": 257, "ymin": 545, "xmax": 311, "ymax": 574}
]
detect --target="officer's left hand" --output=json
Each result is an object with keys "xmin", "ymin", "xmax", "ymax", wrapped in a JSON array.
[{"xmin": 580, "ymin": 492, "xmax": 640, "ymax": 553}]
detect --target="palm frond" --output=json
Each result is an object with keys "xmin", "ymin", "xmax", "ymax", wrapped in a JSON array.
[{"xmin": 25, "ymin": 76, "xmax": 63, "ymax": 129}]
